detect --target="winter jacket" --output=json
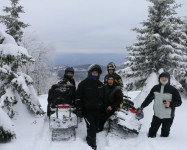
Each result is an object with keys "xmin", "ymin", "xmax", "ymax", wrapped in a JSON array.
[
  {"xmin": 104, "ymin": 73, "xmax": 123, "ymax": 89},
  {"xmin": 58, "ymin": 75, "xmax": 76, "ymax": 86},
  {"xmin": 48, "ymin": 76, "xmax": 76, "ymax": 106},
  {"xmin": 75, "ymin": 77, "xmax": 105, "ymax": 112},
  {"xmin": 105, "ymin": 85, "xmax": 123, "ymax": 109},
  {"xmin": 141, "ymin": 73, "xmax": 182, "ymax": 119}
]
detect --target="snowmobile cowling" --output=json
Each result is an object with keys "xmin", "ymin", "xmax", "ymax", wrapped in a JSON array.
[{"xmin": 49, "ymin": 104, "xmax": 78, "ymax": 141}]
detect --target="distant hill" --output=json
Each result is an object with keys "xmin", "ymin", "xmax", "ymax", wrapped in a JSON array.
[
  {"xmin": 53, "ymin": 64, "xmax": 123, "ymax": 83},
  {"xmin": 53, "ymin": 52, "xmax": 127, "ymax": 66}
]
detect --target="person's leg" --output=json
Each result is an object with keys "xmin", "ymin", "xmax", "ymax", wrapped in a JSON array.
[
  {"xmin": 84, "ymin": 112, "xmax": 97, "ymax": 148},
  {"xmin": 148, "ymin": 115, "xmax": 162, "ymax": 137},
  {"xmin": 160, "ymin": 118, "xmax": 174, "ymax": 137},
  {"xmin": 97, "ymin": 110, "xmax": 114, "ymax": 132},
  {"xmin": 47, "ymin": 104, "xmax": 50, "ymax": 117}
]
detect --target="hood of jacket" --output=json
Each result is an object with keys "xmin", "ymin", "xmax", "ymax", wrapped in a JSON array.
[{"xmin": 158, "ymin": 72, "xmax": 170, "ymax": 85}]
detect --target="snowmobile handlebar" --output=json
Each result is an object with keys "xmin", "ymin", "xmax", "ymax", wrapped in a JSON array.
[{"xmin": 123, "ymin": 95, "xmax": 131, "ymax": 99}]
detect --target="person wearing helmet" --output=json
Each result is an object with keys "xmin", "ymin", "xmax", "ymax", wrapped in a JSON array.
[
  {"xmin": 47, "ymin": 67, "xmax": 76, "ymax": 116},
  {"xmin": 104, "ymin": 62, "xmax": 123, "ymax": 90},
  {"xmin": 75, "ymin": 64, "xmax": 105, "ymax": 150},
  {"xmin": 57, "ymin": 67, "xmax": 76, "ymax": 105},
  {"xmin": 138, "ymin": 72, "xmax": 182, "ymax": 138},
  {"xmin": 58, "ymin": 67, "xmax": 75, "ymax": 86}
]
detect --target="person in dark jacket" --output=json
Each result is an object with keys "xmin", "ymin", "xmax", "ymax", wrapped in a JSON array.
[
  {"xmin": 58, "ymin": 67, "xmax": 76, "ymax": 86},
  {"xmin": 105, "ymin": 74, "xmax": 123, "ymax": 114},
  {"xmin": 75, "ymin": 64, "xmax": 105, "ymax": 150},
  {"xmin": 104, "ymin": 62, "xmax": 123, "ymax": 89},
  {"xmin": 101, "ymin": 74, "xmax": 123, "ymax": 127},
  {"xmin": 47, "ymin": 67, "xmax": 76, "ymax": 116},
  {"xmin": 139, "ymin": 72, "xmax": 182, "ymax": 138}
]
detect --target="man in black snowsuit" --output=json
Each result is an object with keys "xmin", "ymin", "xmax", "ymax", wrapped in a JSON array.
[
  {"xmin": 139, "ymin": 72, "xmax": 182, "ymax": 137},
  {"xmin": 75, "ymin": 64, "xmax": 105, "ymax": 150},
  {"xmin": 104, "ymin": 62, "xmax": 123, "ymax": 90},
  {"xmin": 47, "ymin": 67, "xmax": 76, "ymax": 116}
]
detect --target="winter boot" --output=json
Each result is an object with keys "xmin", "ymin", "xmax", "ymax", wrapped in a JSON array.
[
  {"xmin": 92, "ymin": 146, "xmax": 97, "ymax": 150},
  {"xmin": 86, "ymin": 137, "xmax": 96, "ymax": 149}
]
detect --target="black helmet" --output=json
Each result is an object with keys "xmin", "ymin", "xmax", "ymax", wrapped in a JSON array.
[
  {"xmin": 88, "ymin": 64, "xmax": 102, "ymax": 74},
  {"xmin": 65, "ymin": 67, "xmax": 74, "ymax": 75},
  {"xmin": 107, "ymin": 62, "xmax": 116, "ymax": 71}
]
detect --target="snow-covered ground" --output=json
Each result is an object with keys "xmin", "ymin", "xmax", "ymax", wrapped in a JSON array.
[{"xmin": 0, "ymin": 92, "xmax": 186, "ymax": 150}]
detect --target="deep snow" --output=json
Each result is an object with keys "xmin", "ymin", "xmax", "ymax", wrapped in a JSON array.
[{"xmin": 0, "ymin": 90, "xmax": 186, "ymax": 150}]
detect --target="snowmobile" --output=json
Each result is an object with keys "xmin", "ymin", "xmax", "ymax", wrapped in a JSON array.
[
  {"xmin": 48, "ymin": 104, "xmax": 78, "ymax": 141},
  {"xmin": 106, "ymin": 96, "xmax": 143, "ymax": 137},
  {"xmin": 47, "ymin": 83, "xmax": 77, "ymax": 141}
]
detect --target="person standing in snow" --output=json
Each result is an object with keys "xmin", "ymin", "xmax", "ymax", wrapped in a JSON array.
[
  {"xmin": 138, "ymin": 72, "xmax": 182, "ymax": 137},
  {"xmin": 101, "ymin": 74, "xmax": 123, "ymax": 128},
  {"xmin": 104, "ymin": 62, "xmax": 123, "ymax": 90},
  {"xmin": 47, "ymin": 67, "xmax": 76, "ymax": 116},
  {"xmin": 75, "ymin": 64, "xmax": 105, "ymax": 150}
]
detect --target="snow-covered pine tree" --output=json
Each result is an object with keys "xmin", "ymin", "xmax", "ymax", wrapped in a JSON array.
[
  {"xmin": 174, "ymin": 19, "xmax": 187, "ymax": 92},
  {"xmin": 0, "ymin": 0, "xmax": 29, "ymax": 43},
  {"xmin": 0, "ymin": 30, "xmax": 44, "ymax": 119},
  {"xmin": 120, "ymin": 0, "xmax": 186, "ymax": 91},
  {"xmin": 0, "ymin": 107, "xmax": 15, "ymax": 142}
]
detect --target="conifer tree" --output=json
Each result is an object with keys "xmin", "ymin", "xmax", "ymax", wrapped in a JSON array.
[
  {"xmin": 0, "ymin": 30, "xmax": 44, "ymax": 118},
  {"xmin": 0, "ymin": 0, "xmax": 29, "ymax": 43},
  {"xmin": 121, "ymin": 0, "xmax": 186, "ymax": 91},
  {"xmin": 174, "ymin": 19, "xmax": 187, "ymax": 92}
]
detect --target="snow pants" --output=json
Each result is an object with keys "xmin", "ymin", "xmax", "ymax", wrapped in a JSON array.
[
  {"xmin": 148, "ymin": 115, "xmax": 174, "ymax": 137},
  {"xmin": 100, "ymin": 109, "xmax": 115, "ymax": 129},
  {"xmin": 84, "ymin": 111, "xmax": 102, "ymax": 148}
]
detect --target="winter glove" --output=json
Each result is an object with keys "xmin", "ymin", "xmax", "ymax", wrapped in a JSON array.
[
  {"xmin": 136, "ymin": 107, "xmax": 144, "ymax": 120},
  {"xmin": 76, "ymin": 109, "xmax": 83, "ymax": 118}
]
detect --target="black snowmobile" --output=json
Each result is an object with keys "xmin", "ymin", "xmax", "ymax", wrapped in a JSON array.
[
  {"xmin": 47, "ymin": 83, "xmax": 77, "ymax": 141},
  {"xmin": 107, "ymin": 95, "xmax": 143, "ymax": 137}
]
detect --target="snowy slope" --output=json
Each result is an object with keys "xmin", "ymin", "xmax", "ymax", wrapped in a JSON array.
[{"xmin": 0, "ymin": 92, "xmax": 186, "ymax": 150}]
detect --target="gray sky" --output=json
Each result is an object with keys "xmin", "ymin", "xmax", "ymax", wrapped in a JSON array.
[{"xmin": 0, "ymin": 0, "xmax": 187, "ymax": 54}]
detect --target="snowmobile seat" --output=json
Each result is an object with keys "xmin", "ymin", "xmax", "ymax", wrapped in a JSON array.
[
  {"xmin": 48, "ymin": 84, "xmax": 75, "ymax": 106},
  {"xmin": 47, "ymin": 83, "xmax": 75, "ymax": 117}
]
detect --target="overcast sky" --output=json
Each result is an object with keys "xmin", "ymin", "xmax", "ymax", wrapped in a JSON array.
[{"xmin": 0, "ymin": 0, "xmax": 187, "ymax": 54}]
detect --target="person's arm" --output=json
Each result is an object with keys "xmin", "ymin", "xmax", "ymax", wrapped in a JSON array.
[
  {"xmin": 111, "ymin": 89, "xmax": 123, "ymax": 109},
  {"xmin": 170, "ymin": 88, "xmax": 182, "ymax": 108},
  {"xmin": 75, "ymin": 82, "xmax": 84, "ymax": 117},
  {"xmin": 47, "ymin": 89, "xmax": 51, "ymax": 103},
  {"xmin": 141, "ymin": 86, "xmax": 155, "ymax": 109},
  {"xmin": 73, "ymin": 79, "xmax": 76, "ymax": 87},
  {"xmin": 103, "ymin": 86, "xmax": 107, "ymax": 111},
  {"xmin": 70, "ymin": 85, "xmax": 76, "ymax": 106}
]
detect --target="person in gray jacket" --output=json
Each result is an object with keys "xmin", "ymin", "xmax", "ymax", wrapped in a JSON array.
[{"xmin": 139, "ymin": 72, "xmax": 182, "ymax": 137}]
